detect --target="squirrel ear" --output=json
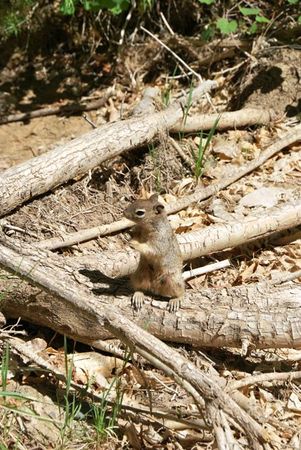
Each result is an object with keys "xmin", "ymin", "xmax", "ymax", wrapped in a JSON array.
[
  {"xmin": 154, "ymin": 203, "xmax": 165, "ymax": 214},
  {"xmin": 149, "ymin": 193, "xmax": 159, "ymax": 203}
]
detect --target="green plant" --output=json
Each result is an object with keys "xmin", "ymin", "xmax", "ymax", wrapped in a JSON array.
[
  {"xmin": 59, "ymin": 336, "xmax": 82, "ymax": 447},
  {"xmin": 198, "ymin": 1, "xmax": 300, "ymax": 39},
  {"xmin": 216, "ymin": 6, "xmax": 270, "ymax": 36},
  {"xmin": 91, "ymin": 378, "xmax": 122, "ymax": 441},
  {"xmin": 91, "ymin": 351, "xmax": 128, "ymax": 442},
  {"xmin": 0, "ymin": 343, "xmax": 10, "ymax": 393},
  {"xmin": 191, "ymin": 116, "xmax": 220, "ymax": 181},
  {"xmin": 182, "ymin": 82, "xmax": 194, "ymax": 128},
  {"xmin": 216, "ymin": 17, "xmax": 238, "ymax": 35},
  {"xmin": 60, "ymin": 0, "xmax": 153, "ymax": 15},
  {"xmin": 61, "ymin": 0, "xmax": 128, "ymax": 15},
  {"xmin": 162, "ymin": 83, "xmax": 172, "ymax": 107},
  {"xmin": 59, "ymin": 0, "xmax": 154, "ymax": 17},
  {"xmin": 239, "ymin": 7, "xmax": 270, "ymax": 34},
  {"xmin": 0, "ymin": 0, "xmax": 36, "ymax": 37}
]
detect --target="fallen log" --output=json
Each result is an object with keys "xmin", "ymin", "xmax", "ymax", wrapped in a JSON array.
[
  {"xmin": 37, "ymin": 124, "xmax": 301, "ymax": 250},
  {"xmin": 1, "ymin": 234, "xmax": 300, "ymax": 350},
  {"xmin": 172, "ymin": 108, "xmax": 277, "ymax": 133},
  {"xmin": 71, "ymin": 199, "xmax": 301, "ymax": 278},
  {"xmin": 0, "ymin": 93, "xmax": 112, "ymax": 125},
  {"xmin": 0, "ymin": 81, "xmax": 216, "ymax": 218},
  {"xmin": 0, "ymin": 232, "xmax": 273, "ymax": 448}
]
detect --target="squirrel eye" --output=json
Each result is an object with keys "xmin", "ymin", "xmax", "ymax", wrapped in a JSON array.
[{"xmin": 135, "ymin": 209, "xmax": 145, "ymax": 217}]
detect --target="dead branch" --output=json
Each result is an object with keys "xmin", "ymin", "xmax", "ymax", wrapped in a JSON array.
[
  {"xmin": 168, "ymin": 136, "xmax": 194, "ymax": 170},
  {"xmin": 0, "ymin": 81, "xmax": 216, "ymax": 218},
  {"xmin": 141, "ymin": 26, "xmax": 205, "ymax": 83},
  {"xmin": 74, "ymin": 199, "xmax": 301, "ymax": 278},
  {"xmin": 167, "ymin": 34, "xmax": 239, "ymax": 69},
  {"xmin": 1, "ymin": 235, "xmax": 300, "ymax": 350},
  {"xmin": 0, "ymin": 94, "xmax": 111, "ymax": 125},
  {"xmin": 37, "ymin": 124, "xmax": 301, "ymax": 251},
  {"xmin": 36, "ymin": 218, "xmax": 133, "ymax": 250},
  {"xmin": 178, "ymin": 199, "xmax": 301, "ymax": 262},
  {"xmin": 227, "ymin": 370, "xmax": 301, "ymax": 392},
  {"xmin": 172, "ymin": 108, "xmax": 277, "ymax": 132},
  {"xmin": 0, "ymin": 234, "xmax": 272, "ymax": 447},
  {"xmin": 132, "ymin": 87, "xmax": 160, "ymax": 116},
  {"xmin": 7, "ymin": 335, "xmax": 208, "ymax": 432},
  {"xmin": 167, "ymin": 123, "xmax": 301, "ymax": 215}
]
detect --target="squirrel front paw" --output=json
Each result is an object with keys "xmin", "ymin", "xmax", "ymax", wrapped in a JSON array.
[
  {"xmin": 167, "ymin": 297, "xmax": 181, "ymax": 313},
  {"xmin": 132, "ymin": 291, "xmax": 145, "ymax": 311}
]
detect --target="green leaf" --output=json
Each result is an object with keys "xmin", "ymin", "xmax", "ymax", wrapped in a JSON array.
[
  {"xmin": 80, "ymin": 0, "xmax": 129, "ymax": 13},
  {"xmin": 248, "ymin": 22, "xmax": 258, "ymax": 34},
  {"xmin": 216, "ymin": 18, "xmax": 238, "ymax": 35},
  {"xmin": 198, "ymin": 0, "xmax": 215, "ymax": 4},
  {"xmin": 81, "ymin": 0, "xmax": 113, "ymax": 11},
  {"xmin": 287, "ymin": 0, "xmax": 299, "ymax": 4},
  {"xmin": 255, "ymin": 15, "xmax": 270, "ymax": 23},
  {"xmin": 201, "ymin": 25, "xmax": 215, "ymax": 41},
  {"xmin": 298, "ymin": 15, "xmax": 301, "ymax": 23},
  {"xmin": 239, "ymin": 7, "xmax": 260, "ymax": 16},
  {"xmin": 60, "ymin": 0, "xmax": 77, "ymax": 15},
  {"xmin": 110, "ymin": 0, "xmax": 130, "ymax": 15}
]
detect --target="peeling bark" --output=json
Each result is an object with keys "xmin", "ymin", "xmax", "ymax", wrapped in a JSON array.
[
  {"xmin": 1, "ymin": 235, "xmax": 300, "ymax": 350},
  {"xmin": 0, "ymin": 232, "xmax": 274, "ymax": 446},
  {"xmin": 0, "ymin": 81, "xmax": 216, "ymax": 218}
]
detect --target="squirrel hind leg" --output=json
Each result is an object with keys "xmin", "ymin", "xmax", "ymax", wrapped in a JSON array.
[
  {"xmin": 132, "ymin": 291, "xmax": 145, "ymax": 311},
  {"xmin": 167, "ymin": 297, "xmax": 182, "ymax": 313},
  {"xmin": 154, "ymin": 274, "xmax": 185, "ymax": 299}
]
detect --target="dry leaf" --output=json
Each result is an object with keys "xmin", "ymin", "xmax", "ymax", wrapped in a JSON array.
[
  {"xmin": 70, "ymin": 352, "xmax": 123, "ymax": 388},
  {"xmin": 212, "ymin": 138, "xmax": 239, "ymax": 160},
  {"xmin": 287, "ymin": 392, "xmax": 301, "ymax": 413},
  {"xmin": 239, "ymin": 187, "xmax": 290, "ymax": 208}
]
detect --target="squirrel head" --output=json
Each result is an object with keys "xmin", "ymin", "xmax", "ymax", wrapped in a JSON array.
[{"xmin": 124, "ymin": 194, "xmax": 165, "ymax": 222}]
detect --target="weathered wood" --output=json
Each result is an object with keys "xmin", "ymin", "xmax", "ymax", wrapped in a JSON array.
[
  {"xmin": 0, "ymin": 81, "xmax": 216, "ymax": 218},
  {"xmin": 1, "ymin": 235, "xmax": 300, "ymax": 350},
  {"xmin": 37, "ymin": 124, "xmax": 301, "ymax": 251},
  {"xmin": 0, "ymin": 233, "xmax": 271, "ymax": 446},
  {"xmin": 70, "ymin": 199, "xmax": 301, "ymax": 278},
  {"xmin": 0, "ymin": 94, "xmax": 111, "ymax": 125},
  {"xmin": 171, "ymin": 108, "xmax": 276, "ymax": 132}
]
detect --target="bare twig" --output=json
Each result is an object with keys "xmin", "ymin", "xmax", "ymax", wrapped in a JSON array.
[
  {"xmin": 37, "ymin": 123, "xmax": 301, "ymax": 250},
  {"xmin": 172, "ymin": 108, "xmax": 277, "ymax": 133},
  {"xmin": 0, "ymin": 95, "xmax": 111, "ymax": 125},
  {"xmin": 183, "ymin": 259, "xmax": 231, "ymax": 281},
  {"xmin": 168, "ymin": 136, "xmax": 194, "ymax": 170},
  {"xmin": 228, "ymin": 370, "xmax": 301, "ymax": 392},
  {"xmin": 0, "ymin": 80, "xmax": 217, "ymax": 218},
  {"xmin": 118, "ymin": 0, "xmax": 137, "ymax": 46},
  {"xmin": 0, "ymin": 236, "xmax": 270, "ymax": 446},
  {"xmin": 7, "ymin": 335, "xmax": 207, "ymax": 431},
  {"xmin": 160, "ymin": 12, "xmax": 175, "ymax": 35},
  {"xmin": 82, "ymin": 114, "xmax": 97, "ymax": 129},
  {"xmin": 167, "ymin": 123, "xmax": 301, "ymax": 215},
  {"xmin": 140, "ymin": 26, "xmax": 215, "ymax": 109},
  {"xmin": 141, "ymin": 26, "xmax": 202, "ymax": 81}
]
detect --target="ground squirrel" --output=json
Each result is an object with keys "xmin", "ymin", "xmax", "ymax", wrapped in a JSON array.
[{"xmin": 124, "ymin": 194, "xmax": 185, "ymax": 312}]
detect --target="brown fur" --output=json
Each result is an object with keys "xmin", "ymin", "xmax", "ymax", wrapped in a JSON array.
[{"xmin": 124, "ymin": 194, "xmax": 184, "ymax": 311}]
